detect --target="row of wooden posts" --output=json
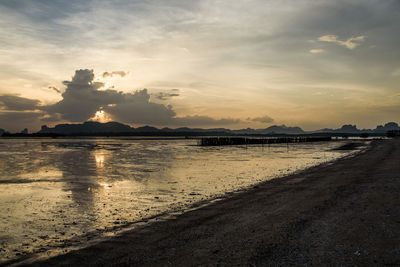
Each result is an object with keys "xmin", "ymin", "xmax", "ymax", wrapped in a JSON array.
[{"xmin": 198, "ymin": 136, "xmax": 332, "ymax": 146}]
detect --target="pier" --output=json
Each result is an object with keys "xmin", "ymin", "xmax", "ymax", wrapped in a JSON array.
[{"xmin": 198, "ymin": 136, "xmax": 332, "ymax": 146}]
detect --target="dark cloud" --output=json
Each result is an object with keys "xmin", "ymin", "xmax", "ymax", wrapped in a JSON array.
[
  {"xmin": 0, "ymin": 0, "xmax": 91, "ymax": 21},
  {"xmin": 42, "ymin": 69, "xmax": 240, "ymax": 127},
  {"xmin": 0, "ymin": 95, "xmax": 40, "ymax": 111},
  {"xmin": 43, "ymin": 69, "xmax": 125, "ymax": 121},
  {"xmin": 153, "ymin": 90, "xmax": 180, "ymax": 100},
  {"xmin": 0, "ymin": 111, "xmax": 44, "ymax": 132},
  {"xmin": 48, "ymin": 86, "xmax": 61, "ymax": 93},
  {"xmin": 103, "ymin": 89, "xmax": 177, "ymax": 125},
  {"xmin": 1, "ymin": 70, "xmax": 243, "ymax": 129},
  {"xmin": 249, "ymin": 115, "xmax": 274, "ymax": 124},
  {"xmin": 40, "ymin": 113, "xmax": 62, "ymax": 123},
  {"xmin": 102, "ymin": 71, "xmax": 128, "ymax": 78}
]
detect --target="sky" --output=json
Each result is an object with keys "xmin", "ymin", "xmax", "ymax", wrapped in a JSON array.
[{"xmin": 0, "ymin": 0, "xmax": 399, "ymax": 132}]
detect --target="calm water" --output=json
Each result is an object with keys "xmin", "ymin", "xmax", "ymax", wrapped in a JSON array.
[{"xmin": 0, "ymin": 138, "xmax": 360, "ymax": 263}]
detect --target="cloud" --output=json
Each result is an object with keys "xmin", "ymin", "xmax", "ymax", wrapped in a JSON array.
[
  {"xmin": 103, "ymin": 89, "xmax": 177, "ymax": 125},
  {"xmin": 102, "ymin": 71, "xmax": 128, "ymax": 78},
  {"xmin": 0, "ymin": 70, "xmax": 275, "ymax": 130},
  {"xmin": 0, "ymin": 95, "xmax": 40, "ymax": 111},
  {"xmin": 249, "ymin": 115, "xmax": 274, "ymax": 124},
  {"xmin": 172, "ymin": 116, "xmax": 241, "ymax": 127},
  {"xmin": 40, "ymin": 113, "xmax": 62, "ymax": 123},
  {"xmin": 43, "ymin": 69, "xmax": 124, "ymax": 121},
  {"xmin": 41, "ymin": 69, "xmax": 242, "ymax": 127},
  {"xmin": 0, "ymin": 111, "xmax": 44, "ymax": 132},
  {"xmin": 309, "ymin": 49, "xmax": 324, "ymax": 54},
  {"xmin": 153, "ymin": 89, "xmax": 180, "ymax": 100},
  {"xmin": 0, "ymin": 0, "xmax": 399, "ymax": 130},
  {"xmin": 391, "ymin": 68, "xmax": 400, "ymax": 76},
  {"xmin": 317, "ymin": 35, "xmax": 366, "ymax": 50},
  {"xmin": 48, "ymin": 86, "xmax": 61, "ymax": 93}
]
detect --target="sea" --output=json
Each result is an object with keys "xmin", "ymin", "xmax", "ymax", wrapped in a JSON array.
[{"xmin": 0, "ymin": 137, "xmax": 362, "ymax": 263}]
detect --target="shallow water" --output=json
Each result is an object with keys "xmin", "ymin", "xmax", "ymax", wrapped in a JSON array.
[{"xmin": 0, "ymin": 138, "xmax": 358, "ymax": 263}]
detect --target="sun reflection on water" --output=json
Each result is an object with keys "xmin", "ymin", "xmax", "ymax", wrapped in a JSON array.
[{"xmin": 95, "ymin": 153, "xmax": 105, "ymax": 168}]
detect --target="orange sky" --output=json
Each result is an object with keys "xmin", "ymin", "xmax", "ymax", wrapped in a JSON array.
[{"xmin": 0, "ymin": 0, "xmax": 399, "ymax": 131}]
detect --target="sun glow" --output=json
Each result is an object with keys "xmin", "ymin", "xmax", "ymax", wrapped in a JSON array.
[{"xmin": 90, "ymin": 110, "xmax": 111, "ymax": 123}]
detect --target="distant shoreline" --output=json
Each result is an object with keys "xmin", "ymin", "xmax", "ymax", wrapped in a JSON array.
[
  {"xmin": 1, "ymin": 120, "xmax": 398, "ymax": 138},
  {"xmin": 0, "ymin": 133, "xmax": 388, "ymax": 138}
]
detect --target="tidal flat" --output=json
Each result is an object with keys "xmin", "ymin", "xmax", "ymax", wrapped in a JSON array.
[
  {"xmin": 26, "ymin": 139, "xmax": 400, "ymax": 266},
  {"xmin": 0, "ymin": 138, "xmax": 361, "ymax": 264}
]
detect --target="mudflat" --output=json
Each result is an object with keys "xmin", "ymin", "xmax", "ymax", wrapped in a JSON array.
[{"xmin": 27, "ymin": 139, "xmax": 400, "ymax": 266}]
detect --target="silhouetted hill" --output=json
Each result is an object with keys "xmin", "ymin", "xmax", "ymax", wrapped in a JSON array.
[
  {"xmin": 36, "ymin": 122, "xmax": 232, "ymax": 136},
  {"xmin": 231, "ymin": 128, "xmax": 260, "ymax": 134},
  {"xmin": 336, "ymin": 124, "xmax": 360, "ymax": 133},
  {"xmin": 375, "ymin": 122, "xmax": 400, "ymax": 133},
  {"xmin": 3, "ymin": 121, "xmax": 399, "ymax": 137},
  {"xmin": 230, "ymin": 125, "xmax": 305, "ymax": 135},
  {"xmin": 132, "ymin": 126, "xmax": 160, "ymax": 132},
  {"xmin": 39, "ymin": 121, "xmax": 134, "ymax": 134},
  {"xmin": 173, "ymin": 127, "xmax": 207, "ymax": 132},
  {"xmin": 36, "ymin": 122, "xmax": 306, "ymax": 136},
  {"xmin": 263, "ymin": 125, "xmax": 305, "ymax": 134},
  {"xmin": 313, "ymin": 128, "xmax": 335, "ymax": 133},
  {"xmin": 313, "ymin": 122, "xmax": 399, "ymax": 134},
  {"xmin": 313, "ymin": 125, "xmax": 359, "ymax": 134}
]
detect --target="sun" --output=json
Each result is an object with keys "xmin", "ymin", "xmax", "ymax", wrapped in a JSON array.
[{"xmin": 90, "ymin": 110, "xmax": 111, "ymax": 123}]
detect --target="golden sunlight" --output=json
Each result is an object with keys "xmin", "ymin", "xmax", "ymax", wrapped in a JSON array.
[
  {"xmin": 89, "ymin": 110, "xmax": 111, "ymax": 123},
  {"xmin": 95, "ymin": 153, "xmax": 105, "ymax": 168}
]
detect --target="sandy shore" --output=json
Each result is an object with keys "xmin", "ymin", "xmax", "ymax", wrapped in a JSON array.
[{"xmin": 24, "ymin": 139, "xmax": 400, "ymax": 266}]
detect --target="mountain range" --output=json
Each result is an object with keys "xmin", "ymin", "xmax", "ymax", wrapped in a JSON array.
[
  {"xmin": 33, "ymin": 121, "xmax": 400, "ymax": 135},
  {"xmin": 1, "ymin": 121, "xmax": 399, "ymax": 137}
]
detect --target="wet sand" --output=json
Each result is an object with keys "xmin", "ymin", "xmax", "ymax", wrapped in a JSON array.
[{"xmin": 26, "ymin": 139, "xmax": 400, "ymax": 266}]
